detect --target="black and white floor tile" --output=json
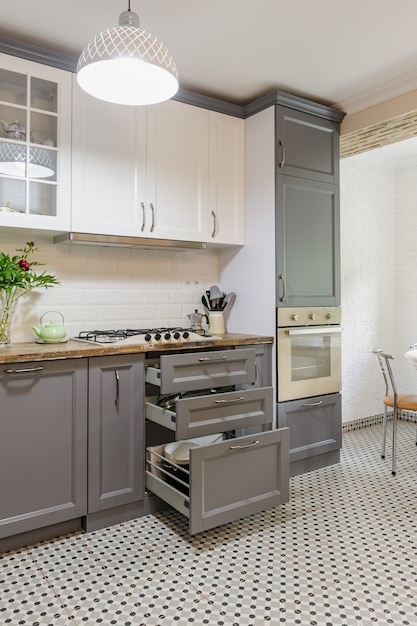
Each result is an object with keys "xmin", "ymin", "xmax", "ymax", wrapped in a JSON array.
[{"xmin": 1, "ymin": 421, "xmax": 417, "ymax": 625}]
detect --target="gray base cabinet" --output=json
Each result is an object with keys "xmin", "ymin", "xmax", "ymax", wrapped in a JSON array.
[
  {"xmin": 145, "ymin": 344, "xmax": 289, "ymax": 534},
  {"xmin": 87, "ymin": 354, "xmax": 144, "ymax": 515},
  {"xmin": 0, "ymin": 359, "xmax": 88, "ymax": 539},
  {"xmin": 278, "ymin": 393, "xmax": 341, "ymax": 476}
]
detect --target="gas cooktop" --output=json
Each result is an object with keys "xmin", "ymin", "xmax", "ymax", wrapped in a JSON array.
[{"xmin": 72, "ymin": 327, "xmax": 215, "ymax": 346}]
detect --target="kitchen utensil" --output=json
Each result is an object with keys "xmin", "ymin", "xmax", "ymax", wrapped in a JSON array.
[
  {"xmin": 222, "ymin": 292, "xmax": 236, "ymax": 318},
  {"xmin": 32, "ymin": 311, "xmax": 66, "ymax": 343},
  {"xmin": 209, "ymin": 285, "xmax": 223, "ymax": 310},
  {"xmin": 187, "ymin": 309, "xmax": 209, "ymax": 334},
  {"xmin": 208, "ymin": 311, "xmax": 226, "ymax": 335}
]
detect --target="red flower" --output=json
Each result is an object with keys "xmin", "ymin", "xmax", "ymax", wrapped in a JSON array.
[{"xmin": 18, "ymin": 259, "xmax": 30, "ymax": 271}]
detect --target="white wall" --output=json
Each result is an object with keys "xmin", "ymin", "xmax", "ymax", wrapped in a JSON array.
[
  {"xmin": 0, "ymin": 231, "xmax": 219, "ymax": 342},
  {"xmin": 340, "ymin": 151, "xmax": 417, "ymax": 422}
]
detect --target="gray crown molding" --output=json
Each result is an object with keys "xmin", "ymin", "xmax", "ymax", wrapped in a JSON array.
[
  {"xmin": 0, "ymin": 35, "xmax": 345, "ymax": 122},
  {"xmin": 244, "ymin": 90, "xmax": 345, "ymax": 123},
  {"xmin": 0, "ymin": 35, "xmax": 76, "ymax": 72}
]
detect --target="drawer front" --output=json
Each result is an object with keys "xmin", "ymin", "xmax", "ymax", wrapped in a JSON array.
[
  {"xmin": 146, "ymin": 387, "xmax": 273, "ymax": 439},
  {"xmin": 147, "ymin": 348, "xmax": 256, "ymax": 394},
  {"xmin": 278, "ymin": 393, "xmax": 341, "ymax": 463},
  {"xmin": 145, "ymin": 427, "xmax": 290, "ymax": 535}
]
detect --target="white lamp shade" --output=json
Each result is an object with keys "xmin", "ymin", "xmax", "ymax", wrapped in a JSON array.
[
  {"xmin": 76, "ymin": 25, "xmax": 179, "ymax": 106},
  {"xmin": 0, "ymin": 143, "xmax": 55, "ymax": 178}
]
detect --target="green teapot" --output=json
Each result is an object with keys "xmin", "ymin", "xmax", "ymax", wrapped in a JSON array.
[{"xmin": 33, "ymin": 311, "xmax": 66, "ymax": 342}]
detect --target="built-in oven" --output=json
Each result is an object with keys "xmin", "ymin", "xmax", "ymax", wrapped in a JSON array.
[{"xmin": 277, "ymin": 307, "xmax": 342, "ymax": 402}]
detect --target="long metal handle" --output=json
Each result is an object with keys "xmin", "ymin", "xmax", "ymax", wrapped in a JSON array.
[
  {"xmin": 287, "ymin": 327, "xmax": 341, "ymax": 335},
  {"xmin": 211, "ymin": 210, "xmax": 217, "ymax": 238},
  {"xmin": 279, "ymin": 274, "xmax": 286, "ymax": 302},
  {"xmin": 214, "ymin": 396, "xmax": 244, "ymax": 404},
  {"xmin": 150, "ymin": 203, "xmax": 155, "ymax": 232},
  {"xmin": 140, "ymin": 202, "xmax": 146, "ymax": 232},
  {"xmin": 115, "ymin": 369, "xmax": 120, "ymax": 405},
  {"xmin": 301, "ymin": 401, "xmax": 323, "ymax": 407},
  {"xmin": 278, "ymin": 140, "xmax": 285, "ymax": 168},
  {"xmin": 229, "ymin": 440, "xmax": 259, "ymax": 450},
  {"xmin": 4, "ymin": 366, "xmax": 44, "ymax": 374},
  {"xmin": 198, "ymin": 356, "xmax": 227, "ymax": 362}
]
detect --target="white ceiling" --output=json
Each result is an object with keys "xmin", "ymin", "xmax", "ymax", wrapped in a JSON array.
[{"xmin": 2, "ymin": 0, "xmax": 417, "ymax": 115}]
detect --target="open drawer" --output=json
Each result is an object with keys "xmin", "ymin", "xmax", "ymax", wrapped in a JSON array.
[
  {"xmin": 145, "ymin": 348, "xmax": 256, "ymax": 394},
  {"xmin": 145, "ymin": 427, "xmax": 289, "ymax": 535},
  {"xmin": 146, "ymin": 386, "xmax": 274, "ymax": 439}
]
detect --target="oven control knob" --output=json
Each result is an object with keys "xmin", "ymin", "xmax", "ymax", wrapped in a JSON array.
[
  {"xmin": 309, "ymin": 313, "xmax": 316, "ymax": 321},
  {"xmin": 182, "ymin": 331, "xmax": 189, "ymax": 339},
  {"xmin": 154, "ymin": 332, "xmax": 162, "ymax": 340},
  {"xmin": 164, "ymin": 332, "xmax": 171, "ymax": 340},
  {"xmin": 326, "ymin": 312, "xmax": 333, "ymax": 320},
  {"xmin": 290, "ymin": 313, "xmax": 298, "ymax": 321},
  {"xmin": 144, "ymin": 333, "xmax": 152, "ymax": 341},
  {"xmin": 173, "ymin": 332, "xmax": 181, "ymax": 340}
]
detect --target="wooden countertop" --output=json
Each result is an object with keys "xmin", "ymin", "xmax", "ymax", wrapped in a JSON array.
[{"xmin": 0, "ymin": 333, "xmax": 274, "ymax": 364}]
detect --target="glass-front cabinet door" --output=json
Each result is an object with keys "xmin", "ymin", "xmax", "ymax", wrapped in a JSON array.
[{"xmin": 0, "ymin": 54, "xmax": 71, "ymax": 231}]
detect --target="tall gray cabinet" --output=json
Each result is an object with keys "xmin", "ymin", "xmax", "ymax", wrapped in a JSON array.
[{"xmin": 219, "ymin": 91, "xmax": 345, "ymax": 475}]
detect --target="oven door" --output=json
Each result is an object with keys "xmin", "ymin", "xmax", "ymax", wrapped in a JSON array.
[{"xmin": 277, "ymin": 326, "xmax": 341, "ymax": 401}]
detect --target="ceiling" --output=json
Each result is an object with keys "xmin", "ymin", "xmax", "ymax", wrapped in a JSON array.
[{"xmin": 2, "ymin": 0, "xmax": 417, "ymax": 116}]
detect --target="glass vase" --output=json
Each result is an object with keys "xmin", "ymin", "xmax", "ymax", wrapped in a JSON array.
[{"xmin": 0, "ymin": 292, "xmax": 17, "ymax": 345}]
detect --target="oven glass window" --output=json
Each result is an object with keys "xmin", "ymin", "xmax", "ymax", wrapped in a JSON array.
[{"xmin": 290, "ymin": 335, "xmax": 331, "ymax": 382}]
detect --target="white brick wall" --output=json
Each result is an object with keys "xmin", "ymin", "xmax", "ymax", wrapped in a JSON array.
[
  {"xmin": 0, "ymin": 232, "xmax": 219, "ymax": 342},
  {"xmin": 341, "ymin": 151, "xmax": 417, "ymax": 422}
]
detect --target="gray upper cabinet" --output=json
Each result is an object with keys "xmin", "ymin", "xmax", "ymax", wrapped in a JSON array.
[
  {"xmin": 87, "ymin": 354, "xmax": 145, "ymax": 515},
  {"xmin": 274, "ymin": 100, "xmax": 343, "ymax": 308},
  {"xmin": 276, "ymin": 175, "xmax": 340, "ymax": 307},
  {"xmin": 275, "ymin": 107, "xmax": 340, "ymax": 183},
  {"xmin": 0, "ymin": 359, "xmax": 88, "ymax": 539}
]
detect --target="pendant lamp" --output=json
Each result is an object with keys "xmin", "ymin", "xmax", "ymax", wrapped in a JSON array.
[{"xmin": 76, "ymin": 2, "xmax": 179, "ymax": 106}]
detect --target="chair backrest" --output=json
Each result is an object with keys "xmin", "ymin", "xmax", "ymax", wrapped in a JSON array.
[{"xmin": 372, "ymin": 348, "xmax": 397, "ymax": 400}]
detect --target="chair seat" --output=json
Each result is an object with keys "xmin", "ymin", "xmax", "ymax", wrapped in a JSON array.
[{"xmin": 384, "ymin": 393, "xmax": 417, "ymax": 411}]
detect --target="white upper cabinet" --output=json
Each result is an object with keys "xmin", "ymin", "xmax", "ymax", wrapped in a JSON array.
[
  {"xmin": 137, "ymin": 100, "xmax": 209, "ymax": 242},
  {"xmin": 0, "ymin": 53, "xmax": 72, "ymax": 231},
  {"xmin": 208, "ymin": 112, "xmax": 244, "ymax": 245},
  {"xmin": 71, "ymin": 81, "xmax": 139, "ymax": 236},
  {"xmin": 71, "ymin": 79, "xmax": 244, "ymax": 244}
]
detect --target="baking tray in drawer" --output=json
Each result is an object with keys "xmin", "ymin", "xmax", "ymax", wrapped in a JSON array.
[
  {"xmin": 145, "ymin": 427, "xmax": 289, "ymax": 535},
  {"xmin": 146, "ymin": 387, "xmax": 274, "ymax": 439},
  {"xmin": 145, "ymin": 348, "xmax": 256, "ymax": 393}
]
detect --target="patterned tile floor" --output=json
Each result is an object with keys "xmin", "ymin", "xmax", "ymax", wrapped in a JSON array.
[{"xmin": 1, "ymin": 421, "xmax": 417, "ymax": 625}]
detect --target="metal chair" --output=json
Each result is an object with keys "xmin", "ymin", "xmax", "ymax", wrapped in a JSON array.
[{"xmin": 372, "ymin": 348, "xmax": 417, "ymax": 475}]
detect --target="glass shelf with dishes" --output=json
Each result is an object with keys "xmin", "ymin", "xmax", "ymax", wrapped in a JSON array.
[{"xmin": 0, "ymin": 55, "xmax": 71, "ymax": 230}]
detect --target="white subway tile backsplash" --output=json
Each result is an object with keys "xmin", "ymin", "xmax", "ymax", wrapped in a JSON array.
[{"xmin": 1, "ymin": 232, "xmax": 219, "ymax": 342}]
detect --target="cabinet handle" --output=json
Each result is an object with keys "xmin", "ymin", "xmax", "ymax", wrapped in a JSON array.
[
  {"xmin": 150, "ymin": 203, "xmax": 155, "ymax": 232},
  {"xmin": 4, "ymin": 366, "xmax": 44, "ymax": 374},
  {"xmin": 198, "ymin": 356, "xmax": 227, "ymax": 362},
  {"xmin": 115, "ymin": 369, "xmax": 120, "ymax": 405},
  {"xmin": 301, "ymin": 401, "xmax": 323, "ymax": 407},
  {"xmin": 229, "ymin": 440, "xmax": 259, "ymax": 450},
  {"xmin": 278, "ymin": 274, "xmax": 286, "ymax": 302},
  {"xmin": 140, "ymin": 202, "xmax": 146, "ymax": 232},
  {"xmin": 215, "ymin": 396, "xmax": 244, "ymax": 404},
  {"xmin": 278, "ymin": 140, "xmax": 285, "ymax": 168},
  {"xmin": 211, "ymin": 210, "xmax": 217, "ymax": 238}
]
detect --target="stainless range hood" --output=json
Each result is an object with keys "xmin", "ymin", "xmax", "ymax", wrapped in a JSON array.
[{"xmin": 53, "ymin": 232, "xmax": 207, "ymax": 250}]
